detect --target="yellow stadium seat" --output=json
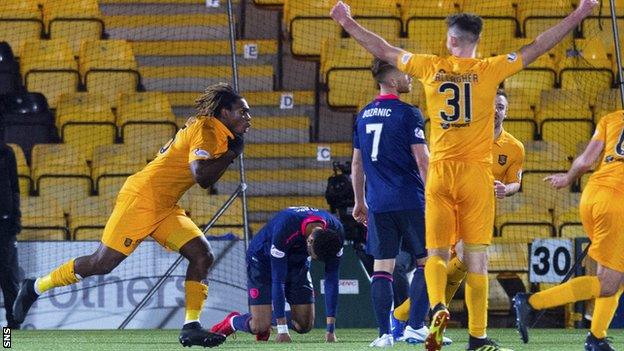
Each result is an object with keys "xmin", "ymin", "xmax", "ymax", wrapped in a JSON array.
[
  {"xmin": 560, "ymin": 39, "xmax": 612, "ymax": 69},
  {"xmin": 79, "ymin": 40, "xmax": 139, "ymax": 105},
  {"xmin": 247, "ymin": 196, "xmax": 328, "ymax": 213},
  {"xmin": 541, "ymin": 120, "xmax": 594, "ymax": 159},
  {"xmin": 580, "ymin": 172, "xmax": 592, "ymax": 192},
  {"xmin": 31, "ymin": 144, "xmax": 93, "ymax": 210},
  {"xmin": 98, "ymin": 176, "xmax": 128, "ymax": 198},
  {"xmin": 517, "ymin": 1, "xmax": 572, "ymax": 34},
  {"xmin": 488, "ymin": 242, "xmax": 529, "ymax": 272},
  {"xmin": 92, "ymin": 144, "xmax": 145, "ymax": 193},
  {"xmin": 0, "ymin": 1, "xmax": 43, "ymax": 55},
  {"xmin": 406, "ymin": 18, "xmax": 448, "ymax": 53},
  {"xmin": 320, "ymin": 38, "xmax": 372, "ymax": 82},
  {"xmin": 503, "ymin": 119, "xmax": 536, "ymax": 144},
  {"xmin": 556, "ymin": 207, "xmax": 585, "ymax": 238},
  {"xmin": 183, "ymin": 193, "xmax": 242, "ymax": 230},
  {"xmin": 536, "ymin": 90, "xmax": 593, "ymax": 123},
  {"xmin": 284, "ymin": 0, "xmax": 341, "ymax": 56},
  {"xmin": 69, "ymin": 195, "xmax": 113, "ymax": 240},
  {"xmin": 43, "ymin": 0, "xmax": 104, "ymax": 55},
  {"xmin": 350, "ymin": 1, "xmax": 402, "ymax": 41},
  {"xmin": 505, "ymin": 70, "xmax": 557, "ymax": 111},
  {"xmin": 8, "ymin": 143, "xmax": 32, "ymax": 194},
  {"xmin": 400, "ymin": 0, "xmax": 458, "ymax": 20},
  {"xmin": 253, "ymin": 0, "xmax": 284, "ymax": 6},
  {"xmin": 116, "ymin": 92, "xmax": 177, "ymax": 150},
  {"xmin": 521, "ymin": 172, "xmax": 566, "ymax": 210},
  {"xmin": 524, "ymin": 140, "xmax": 569, "ymax": 163},
  {"xmin": 496, "ymin": 204, "xmax": 556, "ymax": 242},
  {"xmin": 328, "ymin": 68, "xmax": 377, "ymax": 108},
  {"xmin": 19, "ymin": 195, "xmax": 68, "ymax": 240},
  {"xmin": 56, "ymin": 93, "xmax": 117, "ymax": 160},
  {"xmin": 20, "ymin": 39, "xmax": 80, "ymax": 108},
  {"xmin": 581, "ymin": 18, "xmax": 624, "ymax": 50},
  {"xmin": 462, "ymin": 0, "xmax": 515, "ymax": 17},
  {"xmin": 560, "ymin": 70, "xmax": 613, "ymax": 105}
]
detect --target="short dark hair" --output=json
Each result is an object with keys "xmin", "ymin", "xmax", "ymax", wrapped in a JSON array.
[
  {"xmin": 312, "ymin": 228, "xmax": 343, "ymax": 262},
  {"xmin": 446, "ymin": 13, "xmax": 483, "ymax": 43},
  {"xmin": 496, "ymin": 88, "xmax": 507, "ymax": 99},
  {"xmin": 371, "ymin": 58, "xmax": 396, "ymax": 85},
  {"xmin": 195, "ymin": 82, "xmax": 242, "ymax": 118}
]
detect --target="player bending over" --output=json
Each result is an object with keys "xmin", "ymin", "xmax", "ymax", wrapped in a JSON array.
[
  {"xmin": 211, "ymin": 206, "xmax": 344, "ymax": 343},
  {"xmin": 393, "ymin": 89, "xmax": 525, "ymax": 319},
  {"xmin": 514, "ymin": 110, "xmax": 624, "ymax": 351},
  {"xmin": 331, "ymin": 1, "xmax": 598, "ymax": 349},
  {"xmin": 13, "ymin": 83, "xmax": 251, "ymax": 348},
  {"xmin": 351, "ymin": 59, "xmax": 442, "ymax": 347}
]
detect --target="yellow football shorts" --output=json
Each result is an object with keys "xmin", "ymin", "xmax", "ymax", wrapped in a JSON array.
[
  {"xmin": 580, "ymin": 184, "xmax": 624, "ymax": 272},
  {"xmin": 425, "ymin": 160, "xmax": 496, "ymax": 249},
  {"xmin": 101, "ymin": 193, "xmax": 203, "ymax": 256}
]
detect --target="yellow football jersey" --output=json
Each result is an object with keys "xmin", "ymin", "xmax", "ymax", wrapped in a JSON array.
[
  {"xmin": 397, "ymin": 52, "xmax": 524, "ymax": 163},
  {"xmin": 492, "ymin": 129, "xmax": 525, "ymax": 184},
  {"xmin": 121, "ymin": 116, "xmax": 233, "ymax": 211},
  {"xmin": 587, "ymin": 111, "xmax": 624, "ymax": 191}
]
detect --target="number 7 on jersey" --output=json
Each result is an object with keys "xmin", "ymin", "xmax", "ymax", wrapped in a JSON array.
[{"xmin": 366, "ymin": 123, "xmax": 383, "ymax": 161}]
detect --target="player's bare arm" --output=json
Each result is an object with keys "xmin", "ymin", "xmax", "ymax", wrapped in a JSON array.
[
  {"xmin": 544, "ymin": 139, "xmax": 605, "ymax": 189},
  {"xmin": 350, "ymin": 148, "xmax": 367, "ymax": 225},
  {"xmin": 190, "ymin": 151, "xmax": 238, "ymax": 188},
  {"xmin": 520, "ymin": 0, "xmax": 598, "ymax": 67},
  {"xmin": 330, "ymin": 1, "xmax": 405, "ymax": 66},
  {"xmin": 411, "ymin": 144, "xmax": 429, "ymax": 184}
]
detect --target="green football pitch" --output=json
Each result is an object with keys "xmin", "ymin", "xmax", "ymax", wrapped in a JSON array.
[{"xmin": 8, "ymin": 328, "xmax": 623, "ymax": 350}]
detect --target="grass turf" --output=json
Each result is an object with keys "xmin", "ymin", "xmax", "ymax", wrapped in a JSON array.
[{"xmin": 9, "ymin": 328, "xmax": 624, "ymax": 350}]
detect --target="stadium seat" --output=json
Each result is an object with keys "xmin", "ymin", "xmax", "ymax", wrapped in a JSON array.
[
  {"xmin": 593, "ymin": 89, "xmax": 622, "ymax": 122},
  {"xmin": 19, "ymin": 195, "xmax": 68, "ymax": 240},
  {"xmin": 31, "ymin": 143, "xmax": 93, "ymax": 211},
  {"xmin": 0, "ymin": 42, "xmax": 22, "ymax": 94},
  {"xmin": 92, "ymin": 144, "xmax": 145, "ymax": 194},
  {"xmin": 406, "ymin": 18, "xmax": 448, "ymax": 54},
  {"xmin": 579, "ymin": 172, "xmax": 592, "ymax": 192},
  {"xmin": 56, "ymin": 93, "xmax": 117, "ymax": 160},
  {"xmin": 245, "ymin": 143, "xmax": 352, "ymax": 159},
  {"xmin": 556, "ymin": 208, "xmax": 584, "ymax": 238},
  {"xmin": 517, "ymin": 1, "xmax": 572, "ymax": 37},
  {"xmin": 504, "ymin": 70, "xmax": 557, "ymax": 110},
  {"xmin": 116, "ymin": 92, "xmax": 177, "ymax": 151},
  {"xmin": 0, "ymin": 92, "xmax": 57, "ymax": 161},
  {"xmin": 43, "ymin": 0, "xmax": 104, "ymax": 55},
  {"xmin": 182, "ymin": 193, "xmax": 243, "ymax": 231},
  {"xmin": 8, "ymin": 143, "xmax": 32, "ymax": 194},
  {"xmin": 247, "ymin": 196, "xmax": 328, "ymax": 214},
  {"xmin": 503, "ymin": 119, "xmax": 537, "ymax": 144},
  {"xmin": 521, "ymin": 171, "xmax": 566, "ymax": 210},
  {"xmin": 581, "ymin": 18, "xmax": 624, "ymax": 50},
  {"xmin": 536, "ymin": 90, "xmax": 593, "ymax": 123},
  {"xmin": 400, "ymin": 0, "xmax": 457, "ymax": 18},
  {"xmin": 69, "ymin": 195, "xmax": 113, "ymax": 240},
  {"xmin": 20, "ymin": 39, "xmax": 80, "ymax": 108},
  {"xmin": 327, "ymin": 68, "xmax": 377, "ymax": 108},
  {"xmin": 349, "ymin": 1, "xmax": 402, "ymax": 42},
  {"xmin": 462, "ymin": 1, "xmax": 519, "ymax": 43},
  {"xmin": 496, "ymin": 204, "xmax": 556, "ymax": 242},
  {"xmin": 79, "ymin": 40, "xmax": 140, "ymax": 105},
  {"xmin": 541, "ymin": 120, "xmax": 594, "ymax": 159},
  {"xmin": 320, "ymin": 38, "xmax": 372, "ymax": 82},
  {"xmin": 217, "ymin": 169, "xmax": 328, "ymax": 196},
  {"xmin": 488, "ymin": 241, "xmax": 529, "ymax": 272},
  {"xmin": 524, "ymin": 140, "xmax": 569, "ymax": 167},
  {"xmin": 253, "ymin": 0, "xmax": 284, "ymax": 6},
  {"xmin": 97, "ymin": 176, "xmax": 128, "ymax": 199},
  {"xmin": 284, "ymin": 0, "xmax": 341, "ymax": 56},
  {"xmin": 0, "ymin": 1, "xmax": 44, "ymax": 57}
]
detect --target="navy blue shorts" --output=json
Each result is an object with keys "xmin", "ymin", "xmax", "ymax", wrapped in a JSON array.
[
  {"xmin": 247, "ymin": 256, "xmax": 315, "ymax": 306},
  {"xmin": 366, "ymin": 209, "xmax": 427, "ymax": 260}
]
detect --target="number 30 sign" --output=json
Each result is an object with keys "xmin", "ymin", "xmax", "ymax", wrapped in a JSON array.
[{"xmin": 529, "ymin": 239, "xmax": 574, "ymax": 283}]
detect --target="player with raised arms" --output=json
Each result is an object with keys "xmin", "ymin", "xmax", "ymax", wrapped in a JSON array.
[
  {"xmin": 351, "ymin": 58, "xmax": 442, "ymax": 347},
  {"xmin": 514, "ymin": 110, "xmax": 624, "ymax": 351},
  {"xmin": 330, "ymin": 0, "xmax": 599, "ymax": 350},
  {"xmin": 210, "ymin": 206, "xmax": 344, "ymax": 343},
  {"xmin": 13, "ymin": 83, "xmax": 251, "ymax": 348},
  {"xmin": 392, "ymin": 88, "xmax": 525, "ymax": 319}
]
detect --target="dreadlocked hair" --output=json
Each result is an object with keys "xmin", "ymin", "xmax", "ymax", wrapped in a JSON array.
[{"xmin": 194, "ymin": 82, "xmax": 242, "ymax": 118}]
